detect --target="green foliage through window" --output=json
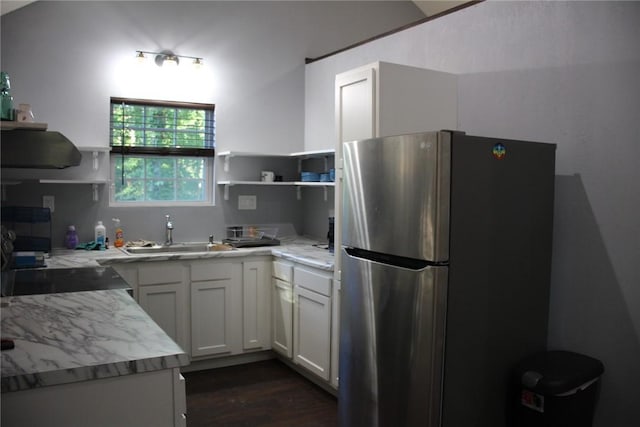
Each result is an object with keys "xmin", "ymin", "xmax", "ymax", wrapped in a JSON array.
[{"xmin": 109, "ymin": 98, "xmax": 215, "ymax": 204}]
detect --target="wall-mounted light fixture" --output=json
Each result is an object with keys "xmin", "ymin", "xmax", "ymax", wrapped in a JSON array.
[{"xmin": 135, "ymin": 50, "xmax": 204, "ymax": 69}]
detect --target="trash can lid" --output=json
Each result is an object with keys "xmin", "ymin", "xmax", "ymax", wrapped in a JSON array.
[{"xmin": 516, "ymin": 350, "xmax": 605, "ymax": 395}]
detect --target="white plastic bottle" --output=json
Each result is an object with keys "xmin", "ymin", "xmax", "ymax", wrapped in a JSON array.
[{"xmin": 95, "ymin": 221, "xmax": 106, "ymax": 247}]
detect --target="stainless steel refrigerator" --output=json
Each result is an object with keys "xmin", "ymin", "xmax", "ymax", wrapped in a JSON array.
[{"xmin": 339, "ymin": 130, "xmax": 556, "ymax": 427}]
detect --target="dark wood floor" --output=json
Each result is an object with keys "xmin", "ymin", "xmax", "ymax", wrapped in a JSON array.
[{"xmin": 184, "ymin": 359, "xmax": 338, "ymax": 427}]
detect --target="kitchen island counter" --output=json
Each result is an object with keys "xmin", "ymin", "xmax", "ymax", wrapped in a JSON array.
[{"xmin": 1, "ymin": 289, "xmax": 189, "ymax": 393}]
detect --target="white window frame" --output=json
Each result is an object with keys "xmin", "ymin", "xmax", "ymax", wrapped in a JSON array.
[{"xmin": 108, "ymin": 98, "xmax": 216, "ymax": 207}]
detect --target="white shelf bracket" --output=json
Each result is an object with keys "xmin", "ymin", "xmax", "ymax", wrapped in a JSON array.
[
  {"xmin": 323, "ymin": 186, "xmax": 328, "ymax": 202},
  {"xmin": 92, "ymin": 184, "xmax": 99, "ymax": 202},
  {"xmin": 223, "ymin": 184, "xmax": 230, "ymax": 200},
  {"xmin": 297, "ymin": 158, "xmax": 302, "ymax": 173},
  {"xmin": 92, "ymin": 151, "xmax": 99, "ymax": 171},
  {"xmin": 223, "ymin": 156, "xmax": 231, "ymax": 173},
  {"xmin": 324, "ymin": 156, "xmax": 329, "ymax": 172},
  {"xmin": 296, "ymin": 186, "xmax": 302, "ymax": 200}
]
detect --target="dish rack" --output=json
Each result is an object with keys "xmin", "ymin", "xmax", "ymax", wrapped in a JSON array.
[
  {"xmin": 1, "ymin": 206, "xmax": 52, "ymax": 253},
  {"xmin": 225, "ymin": 226, "xmax": 278, "ymax": 242}
]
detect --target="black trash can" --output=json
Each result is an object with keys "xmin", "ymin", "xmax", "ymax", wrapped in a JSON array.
[{"xmin": 513, "ymin": 350, "xmax": 604, "ymax": 427}]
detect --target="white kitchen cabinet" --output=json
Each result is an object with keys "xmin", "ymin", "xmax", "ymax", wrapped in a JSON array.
[
  {"xmin": 111, "ymin": 263, "xmax": 139, "ymax": 299},
  {"xmin": 137, "ymin": 263, "xmax": 188, "ymax": 352},
  {"xmin": 293, "ymin": 266, "xmax": 332, "ymax": 381},
  {"xmin": 334, "ymin": 61, "xmax": 457, "ymax": 281},
  {"xmin": 242, "ymin": 260, "xmax": 271, "ymax": 351},
  {"xmin": 174, "ymin": 370, "xmax": 187, "ymax": 427},
  {"xmin": 335, "ymin": 67, "xmax": 375, "ymax": 162},
  {"xmin": 272, "ymin": 260, "xmax": 294, "ymax": 358},
  {"xmin": 119, "ymin": 257, "xmax": 273, "ymax": 362},
  {"xmin": 2, "ymin": 367, "xmax": 186, "ymax": 427},
  {"xmin": 190, "ymin": 261, "xmax": 241, "ymax": 358},
  {"xmin": 335, "ymin": 61, "xmax": 457, "ymax": 167},
  {"xmin": 272, "ymin": 278, "xmax": 293, "ymax": 358}
]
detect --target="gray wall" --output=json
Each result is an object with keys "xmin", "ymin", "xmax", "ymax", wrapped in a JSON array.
[
  {"xmin": 0, "ymin": 1, "xmax": 424, "ymax": 243},
  {"xmin": 304, "ymin": 1, "xmax": 640, "ymax": 425}
]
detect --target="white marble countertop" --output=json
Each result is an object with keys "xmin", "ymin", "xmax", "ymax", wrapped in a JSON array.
[
  {"xmin": 1, "ymin": 289, "xmax": 190, "ymax": 393},
  {"xmin": 0, "ymin": 237, "xmax": 333, "ymax": 393},
  {"xmin": 46, "ymin": 237, "xmax": 335, "ymax": 272}
]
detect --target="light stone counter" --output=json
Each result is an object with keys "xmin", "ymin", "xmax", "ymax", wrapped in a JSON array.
[
  {"xmin": 0, "ymin": 237, "xmax": 334, "ymax": 394},
  {"xmin": 1, "ymin": 289, "xmax": 190, "ymax": 393},
  {"xmin": 271, "ymin": 244, "xmax": 335, "ymax": 271},
  {"xmin": 46, "ymin": 236, "xmax": 335, "ymax": 272},
  {"xmin": 1, "ymin": 238, "xmax": 333, "ymax": 395}
]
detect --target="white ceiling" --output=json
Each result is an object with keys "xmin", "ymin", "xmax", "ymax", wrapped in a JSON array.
[
  {"xmin": 0, "ymin": 0, "xmax": 35, "ymax": 16},
  {"xmin": 1, "ymin": 1, "xmax": 468, "ymax": 18},
  {"xmin": 412, "ymin": 1, "xmax": 467, "ymax": 17}
]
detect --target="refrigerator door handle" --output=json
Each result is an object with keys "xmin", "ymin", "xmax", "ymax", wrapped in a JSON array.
[{"xmin": 344, "ymin": 247, "xmax": 441, "ymax": 270}]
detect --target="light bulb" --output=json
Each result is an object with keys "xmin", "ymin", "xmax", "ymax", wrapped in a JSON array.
[
  {"xmin": 163, "ymin": 55, "xmax": 179, "ymax": 68},
  {"xmin": 136, "ymin": 51, "xmax": 146, "ymax": 64}
]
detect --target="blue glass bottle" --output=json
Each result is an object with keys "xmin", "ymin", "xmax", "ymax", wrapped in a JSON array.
[{"xmin": 1, "ymin": 72, "xmax": 14, "ymax": 121}]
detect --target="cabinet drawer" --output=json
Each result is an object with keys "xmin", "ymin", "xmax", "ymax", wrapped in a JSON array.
[
  {"xmin": 191, "ymin": 261, "xmax": 233, "ymax": 282},
  {"xmin": 294, "ymin": 266, "xmax": 332, "ymax": 297},
  {"xmin": 272, "ymin": 260, "xmax": 293, "ymax": 283},
  {"xmin": 138, "ymin": 263, "xmax": 183, "ymax": 285}
]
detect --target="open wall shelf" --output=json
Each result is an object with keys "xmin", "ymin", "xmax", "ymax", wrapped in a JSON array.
[{"xmin": 216, "ymin": 149, "xmax": 335, "ymax": 201}]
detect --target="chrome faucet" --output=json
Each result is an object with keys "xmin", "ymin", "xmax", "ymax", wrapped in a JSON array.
[{"xmin": 165, "ymin": 214, "xmax": 174, "ymax": 245}]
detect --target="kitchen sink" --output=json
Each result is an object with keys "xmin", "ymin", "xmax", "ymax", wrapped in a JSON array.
[{"xmin": 124, "ymin": 243, "xmax": 234, "ymax": 254}]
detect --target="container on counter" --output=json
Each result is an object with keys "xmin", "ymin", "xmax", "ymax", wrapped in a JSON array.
[
  {"xmin": 112, "ymin": 218, "xmax": 124, "ymax": 248},
  {"xmin": 0, "ymin": 71, "xmax": 14, "ymax": 121},
  {"xmin": 65, "ymin": 225, "xmax": 79, "ymax": 249},
  {"xmin": 94, "ymin": 221, "xmax": 106, "ymax": 248},
  {"xmin": 301, "ymin": 172, "xmax": 320, "ymax": 182},
  {"xmin": 16, "ymin": 103, "xmax": 34, "ymax": 123}
]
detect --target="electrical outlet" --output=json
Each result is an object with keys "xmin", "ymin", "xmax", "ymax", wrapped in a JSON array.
[
  {"xmin": 238, "ymin": 195, "xmax": 257, "ymax": 210},
  {"xmin": 42, "ymin": 195, "xmax": 55, "ymax": 213}
]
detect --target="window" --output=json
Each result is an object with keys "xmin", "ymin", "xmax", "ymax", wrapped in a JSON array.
[{"xmin": 109, "ymin": 97, "xmax": 215, "ymax": 206}]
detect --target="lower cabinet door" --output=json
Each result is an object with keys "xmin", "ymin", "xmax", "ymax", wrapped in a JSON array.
[
  {"xmin": 138, "ymin": 283, "xmax": 187, "ymax": 352},
  {"xmin": 272, "ymin": 278, "xmax": 293, "ymax": 358},
  {"xmin": 293, "ymin": 285, "xmax": 331, "ymax": 381},
  {"xmin": 243, "ymin": 261, "xmax": 271, "ymax": 351},
  {"xmin": 190, "ymin": 279, "xmax": 235, "ymax": 357}
]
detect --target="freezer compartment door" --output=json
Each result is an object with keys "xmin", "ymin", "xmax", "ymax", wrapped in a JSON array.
[
  {"xmin": 338, "ymin": 248, "xmax": 448, "ymax": 427},
  {"xmin": 342, "ymin": 131, "xmax": 451, "ymax": 262}
]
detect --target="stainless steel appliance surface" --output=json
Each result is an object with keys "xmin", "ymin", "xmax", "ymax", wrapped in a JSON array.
[
  {"xmin": 339, "ymin": 130, "xmax": 556, "ymax": 427},
  {"xmin": 0, "ymin": 129, "xmax": 81, "ymax": 169},
  {"xmin": 1, "ymin": 266, "xmax": 132, "ymax": 297}
]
